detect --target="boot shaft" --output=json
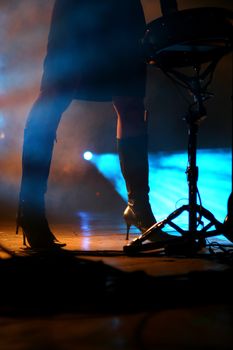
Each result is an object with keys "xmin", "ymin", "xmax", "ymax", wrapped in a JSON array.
[{"xmin": 117, "ymin": 135, "xmax": 150, "ymax": 204}]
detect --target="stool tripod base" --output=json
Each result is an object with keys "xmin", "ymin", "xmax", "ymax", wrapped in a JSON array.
[
  {"xmin": 123, "ymin": 204, "xmax": 224, "ymax": 255},
  {"xmin": 125, "ymin": 26, "xmax": 233, "ymax": 256}
]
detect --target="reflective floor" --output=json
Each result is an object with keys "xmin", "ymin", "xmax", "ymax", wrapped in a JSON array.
[{"xmin": 0, "ymin": 214, "xmax": 233, "ymax": 350}]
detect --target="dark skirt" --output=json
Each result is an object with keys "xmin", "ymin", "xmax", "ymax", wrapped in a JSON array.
[{"xmin": 41, "ymin": 0, "xmax": 147, "ymax": 101}]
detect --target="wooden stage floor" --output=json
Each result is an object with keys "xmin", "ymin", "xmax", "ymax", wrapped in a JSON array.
[{"xmin": 0, "ymin": 214, "xmax": 233, "ymax": 350}]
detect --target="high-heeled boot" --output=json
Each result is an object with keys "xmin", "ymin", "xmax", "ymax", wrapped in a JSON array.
[
  {"xmin": 16, "ymin": 198, "xmax": 66, "ymax": 249},
  {"xmin": 16, "ymin": 124, "xmax": 65, "ymax": 249},
  {"xmin": 117, "ymin": 135, "xmax": 157, "ymax": 239}
]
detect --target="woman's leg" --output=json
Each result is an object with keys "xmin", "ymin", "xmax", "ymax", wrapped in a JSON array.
[
  {"xmin": 113, "ymin": 96, "xmax": 156, "ymax": 238},
  {"xmin": 18, "ymin": 87, "xmax": 74, "ymax": 248},
  {"xmin": 113, "ymin": 96, "xmax": 147, "ymax": 139}
]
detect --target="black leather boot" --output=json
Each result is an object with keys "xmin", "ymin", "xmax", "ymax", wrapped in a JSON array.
[
  {"xmin": 16, "ymin": 199, "xmax": 66, "ymax": 249},
  {"xmin": 117, "ymin": 135, "xmax": 156, "ymax": 239},
  {"xmin": 17, "ymin": 125, "xmax": 65, "ymax": 249}
]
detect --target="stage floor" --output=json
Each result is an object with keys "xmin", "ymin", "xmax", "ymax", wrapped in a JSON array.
[{"xmin": 0, "ymin": 214, "xmax": 233, "ymax": 350}]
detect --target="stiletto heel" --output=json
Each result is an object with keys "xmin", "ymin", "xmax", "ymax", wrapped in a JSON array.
[
  {"xmin": 126, "ymin": 223, "xmax": 131, "ymax": 240},
  {"xmin": 16, "ymin": 206, "xmax": 21, "ymax": 236},
  {"xmin": 22, "ymin": 230, "xmax": 26, "ymax": 246},
  {"xmin": 16, "ymin": 223, "xmax": 26, "ymax": 246},
  {"xmin": 123, "ymin": 204, "xmax": 174, "ymax": 242},
  {"xmin": 16, "ymin": 205, "xmax": 30, "ymax": 246},
  {"xmin": 123, "ymin": 204, "xmax": 156, "ymax": 240}
]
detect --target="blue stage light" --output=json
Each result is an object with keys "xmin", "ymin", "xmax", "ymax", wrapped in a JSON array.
[
  {"xmin": 83, "ymin": 151, "xmax": 93, "ymax": 161},
  {"xmin": 90, "ymin": 149, "xmax": 232, "ymax": 230}
]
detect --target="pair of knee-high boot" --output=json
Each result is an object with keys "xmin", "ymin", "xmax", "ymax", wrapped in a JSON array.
[{"xmin": 17, "ymin": 130, "xmax": 156, "ymax": 249}]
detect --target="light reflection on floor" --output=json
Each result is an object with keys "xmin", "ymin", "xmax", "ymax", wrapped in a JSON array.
[{"xmin": 89, "ymin": 148, "xmax": 232, "ymax": 241}]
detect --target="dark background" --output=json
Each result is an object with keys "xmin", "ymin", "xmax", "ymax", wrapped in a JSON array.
[{"xmin": 0, "ymin": 0, "xmax": 232, "ymax": 221}]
